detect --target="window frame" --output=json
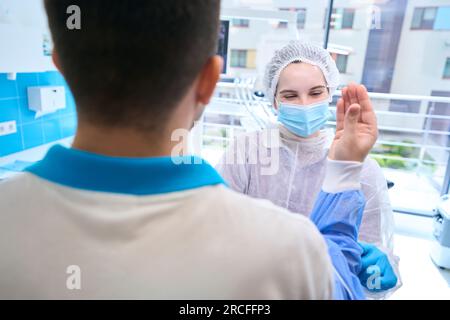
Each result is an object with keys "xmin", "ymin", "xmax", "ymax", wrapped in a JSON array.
[
  {"xmin": 341, "ymin": 8, "xmax": 355, "ymax": 29},
  {"xmin": 410, "ymin": 6, "xmax": 438, "ymax": 30}
]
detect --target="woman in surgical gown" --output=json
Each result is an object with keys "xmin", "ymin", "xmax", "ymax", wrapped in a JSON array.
[{"xmin": 216, "ymin": 41, "xmax": 401, "ymax": 299}]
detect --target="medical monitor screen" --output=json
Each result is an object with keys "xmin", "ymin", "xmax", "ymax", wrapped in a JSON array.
[{"xmin": 217, "ymin": 20, "xmax": 229, "ymax": 74}]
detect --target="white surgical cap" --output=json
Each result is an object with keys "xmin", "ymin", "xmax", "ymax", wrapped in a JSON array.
[{"xmin": 263, "ymin": 41, "xmax": 340, "ymax": 104}]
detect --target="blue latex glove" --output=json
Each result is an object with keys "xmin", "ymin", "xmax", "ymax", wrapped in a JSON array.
[{"xmin": 358, "ymin": 242, "xmax": 398, "ymax": 292}]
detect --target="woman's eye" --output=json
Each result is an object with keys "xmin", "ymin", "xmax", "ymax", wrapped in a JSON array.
[
  {"xmin": 284, "ymin": 95, "xmax": 296, "ymax": 99},
  {"xmin": 310, "ymin": 92, "xmax": 324, "ymax": 96}
]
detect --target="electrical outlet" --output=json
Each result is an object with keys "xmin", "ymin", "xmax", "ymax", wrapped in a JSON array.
[{"xmin": 0, "ymin": 121, "xmax": 17, "ymax": 137}]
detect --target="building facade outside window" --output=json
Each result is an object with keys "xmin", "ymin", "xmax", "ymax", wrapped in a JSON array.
[
  {"xmin": 277, "ymin": 8, "xmax": 307, "ymax": 29},
  {"xmin": 326, "ymin": 8, "xmax": 355, "ymax": 29}
]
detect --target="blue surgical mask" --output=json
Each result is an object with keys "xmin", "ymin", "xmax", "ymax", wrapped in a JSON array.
[{"xmin": 277, "ymin": 100, "xmax": 330, "ymax": 138}]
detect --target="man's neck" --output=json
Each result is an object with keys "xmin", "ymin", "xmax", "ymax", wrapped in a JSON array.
[{"xmin": 72, "ymin": 123, "xmax": 180, "ymax": 158}]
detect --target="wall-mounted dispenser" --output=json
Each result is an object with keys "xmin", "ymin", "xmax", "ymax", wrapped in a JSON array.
[{"xmin": 27, "ymin": 86, "xmax": 66, "ymax": 118}]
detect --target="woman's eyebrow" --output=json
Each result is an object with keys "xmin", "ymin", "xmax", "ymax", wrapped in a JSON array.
[
  {"xmin": 309, "ymin": 85, "xmax": 327, "ymax": 90},
  {"xmin": 279, "ymin": 89, "xmax": 298, "ymax": 94}
]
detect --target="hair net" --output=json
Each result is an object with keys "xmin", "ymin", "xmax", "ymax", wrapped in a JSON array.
[{"xmin": 263, "ymin": 41, "xmax": 340, "ymax": 104}]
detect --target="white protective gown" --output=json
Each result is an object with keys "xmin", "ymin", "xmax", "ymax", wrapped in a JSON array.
[{"xmin": 216, "ymin": 124, "xmax": 401, "ymax": 299}]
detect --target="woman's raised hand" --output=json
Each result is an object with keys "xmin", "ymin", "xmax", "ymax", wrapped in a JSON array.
[{"xmin": 328, "ymin": 83, "xmax": 378, "ymax": 162}]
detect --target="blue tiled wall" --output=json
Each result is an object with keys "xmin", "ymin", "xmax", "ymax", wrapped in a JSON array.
[{"xmin": 0, "ymin": 72, "xmax": 77, "ymax": 156}]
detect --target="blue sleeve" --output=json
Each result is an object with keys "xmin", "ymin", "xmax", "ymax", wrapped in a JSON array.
[{"xmin": 309, "ymin": 190, "xmax": 366, "ymax": 300}]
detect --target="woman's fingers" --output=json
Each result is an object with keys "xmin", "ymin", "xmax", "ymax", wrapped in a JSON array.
[
  {"xmin": 342, "ymin": 86, "xmax": 350, "ymax": 112},
  {"xmin": 356, "ymin": 85, "xmax": 376, "ymax": 124},
  {"xmin": 336, "ymin": 98, "xmax": 345, "ymax": 131},
  {"xmin": 348, "ymin": 83, "xmax": 358, "ymax": 105},
  {"xmin": 343, "ymin": 103, "xmax": 361, "ymax": 137}
]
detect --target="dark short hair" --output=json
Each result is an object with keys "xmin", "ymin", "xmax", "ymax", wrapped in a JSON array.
[{"xmin": 44, "ymin": 0, "xmax": 221, "ymax": 130}]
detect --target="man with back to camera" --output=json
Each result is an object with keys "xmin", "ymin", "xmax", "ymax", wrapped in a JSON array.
[{"xmin": 0, "ymin": 0, "xmax": 378, "ymax": 299}]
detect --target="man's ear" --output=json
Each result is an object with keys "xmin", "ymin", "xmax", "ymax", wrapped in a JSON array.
[
  {"xmin": 52, "ymin": 50, "xmax": 62, "ymax": 72},
  {"xmin": 196, "ymin": 55, "xmax": 223, "ymax": 107}
]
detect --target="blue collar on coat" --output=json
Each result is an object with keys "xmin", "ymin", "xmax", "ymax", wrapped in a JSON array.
[{"xmin": 25, "ymin": 145, "xmax": 225, "ymax": 196}]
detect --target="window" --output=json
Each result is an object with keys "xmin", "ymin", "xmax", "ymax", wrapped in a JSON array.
[
  {"xmin": 434, "ymin": 7, "xmax": 450, "ymax": 30},
  {"xmin": 230, "ymin": 50, "xmax": 246, "ymax": 68},
  {"xmin": 444, "ymin": 58, "xmax": 450, "ymax": 79},
  {"xmin": 341, "ymin": 9, "xmax": 355, "ymax": 28},
  {"xmin": 410, "ymin": 6, "xmax": 450, "ymax": 30},
  {"xmin": 330, "ymin": 53, "xmax": 348, "ymax": 73},
  {"xmin": 230, "ymin": 49, "xmax": 256, "ymax": 69},
  {"xmin": 327, "ymin": 8, "xmax": 355, "ymax": 29},
  {"xmin": 411, "ymin": 7, "xmax": 437, "ymax": 29},
  {"xmin": 278, "ymin": 21, "xmax": 288, "ymax": 29},
  {"xmin": 232, "ymin": 19, "xmax": 249, "ymax": 28},
  {"xmin": 326, "ymin": 0, "xmax": 450, "ymax": 214},
  {"xmin": 206, "ymin": 0, "xmax": 450, "ymax": 215},
  {"xmin": 277, "ymin": 8, "xmax": 307, "ymax": 29},
  {"xmin": 297, "ymin": 9, "xmax": 307, "ymax": 29},
  {"xmin": 336, "ymin": 54, "xmax": 348, "ymax": 73},
  {"xmin": 230, "ymin": 50, "xmax": 247, "ymax": 68}
]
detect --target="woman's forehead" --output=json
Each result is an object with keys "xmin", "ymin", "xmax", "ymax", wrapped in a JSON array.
[{"xmin": 277, "ymin": 62, "xmax": 327, "ymax": 92}]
